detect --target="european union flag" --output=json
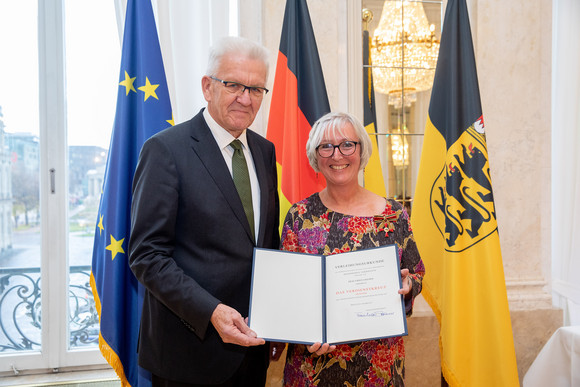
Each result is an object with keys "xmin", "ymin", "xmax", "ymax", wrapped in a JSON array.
[{"xmin": 90, "ymin": 0, "xmax": 172, "ymax": 386}]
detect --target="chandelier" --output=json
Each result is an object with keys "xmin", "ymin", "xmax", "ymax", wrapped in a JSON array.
[
  {"xmin": 370, "ymin": 1, "xmax": 440, "ymax": 108},
  {"xmin": 390, "ymin": 128, "xmax": 409, "ymax": 168}
]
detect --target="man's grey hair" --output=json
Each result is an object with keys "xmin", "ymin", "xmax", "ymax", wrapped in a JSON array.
[
  {"xmin": 206, "ymin": 36, "xmax": 270, "ymax": 82},
  {"xmin": 306, "ymin": 112, "xmax": 373, "ymax": 173}
]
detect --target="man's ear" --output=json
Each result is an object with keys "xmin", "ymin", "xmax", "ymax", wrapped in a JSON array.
[{"xmin": 201, "ymin": 76, "xmax": 212, "ymax": 102}]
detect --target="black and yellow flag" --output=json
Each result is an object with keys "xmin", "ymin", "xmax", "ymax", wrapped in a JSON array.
[
  {"xmin": 362, "ymin": 29, "xmax": 386, "ymax": 196},
  {"xmin": 411, "ymin": 0, "xmax": 519, "ymax": 385}
]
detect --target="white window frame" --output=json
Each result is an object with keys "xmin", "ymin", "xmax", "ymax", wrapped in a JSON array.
[{"xmin": 0, "ymin": 0, "xmax": 106, "ymax": 375}]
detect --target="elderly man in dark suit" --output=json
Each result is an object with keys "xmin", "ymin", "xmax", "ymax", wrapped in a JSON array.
[{"xmin": 129, "ymin": 36, "xmax": 280, "ymax": 386}]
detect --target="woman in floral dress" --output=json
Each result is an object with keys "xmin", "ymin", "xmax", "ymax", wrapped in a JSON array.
[{"xmin": 278, "ymin": 112, "xmax": 425, "ymax": 386}]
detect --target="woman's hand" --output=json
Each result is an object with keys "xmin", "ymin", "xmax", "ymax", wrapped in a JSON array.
[
  {"xmin": 398, "ymin": 268, "xmax": 413, "ymax": 296},
  {"xmin": 307, "ymin": 342, "xmax": 336, "ymax": 356}
]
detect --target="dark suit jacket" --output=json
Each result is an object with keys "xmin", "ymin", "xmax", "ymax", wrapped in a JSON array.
[{"xmin": 129, "ymin": 109, "xmax": 280, "ymax": 384}]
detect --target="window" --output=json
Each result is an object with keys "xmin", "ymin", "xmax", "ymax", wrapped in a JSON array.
[
  {"xmin": 0, "ymin": 0, "xmax": 119, "ymax": 373},
  {"xmin": 361, "ymin": 0, "xmax": 442, "ymax": 212}
]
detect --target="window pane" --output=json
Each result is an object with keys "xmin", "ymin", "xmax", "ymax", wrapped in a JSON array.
[
  {"xmin": 65, "ymin": 0, "xmax": 119, "ymax": 350},
  {"xmin": 363, "ymin": 0, "xmax": 441, "ymax": 210},
  {"xmin": 0, "ymin": 0, "xmax": 41, "ymax": 354}
]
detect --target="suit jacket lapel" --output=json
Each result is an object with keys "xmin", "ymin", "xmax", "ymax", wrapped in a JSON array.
[{"xmin": 188, "ymin": 112, "xmax": 254, "ymax": 241}]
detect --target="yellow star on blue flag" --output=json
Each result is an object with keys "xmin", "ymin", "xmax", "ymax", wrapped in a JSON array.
[
  {"xmin": 105, "ymin": 235, "xmax": 125, "ymax": 260},
  {"xmin": 97, "ymin": 215, "xmax": 104, "ymax": 235},
  {"xmin": 138, "ymin": 77, "xmax": 159, "ymax": 101},
  {"xmin": 119, "ymin": 71, "xmax": 136, "ymax": 95}
]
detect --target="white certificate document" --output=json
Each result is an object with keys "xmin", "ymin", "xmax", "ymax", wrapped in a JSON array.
[{"xmin": 248, "ymin": 245, "xmax": 407, "ymax": 345}]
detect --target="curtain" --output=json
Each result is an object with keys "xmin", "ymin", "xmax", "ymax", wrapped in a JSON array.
[
  {"xmin": 114, "ymin": 0, "xmax": 232, "ymax": 125},
  {"xmin": 552, "ymin": 0, "xmax": 580, "ymax": 326}
]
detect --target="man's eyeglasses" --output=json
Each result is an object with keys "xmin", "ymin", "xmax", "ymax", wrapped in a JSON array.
[
  {"xmin": 316, "ymin": 141, "xmax": 359, "ymax": 158},
  {"xmin": 209, "ymin": 76, "xmax": 269, "ymax": 98}
]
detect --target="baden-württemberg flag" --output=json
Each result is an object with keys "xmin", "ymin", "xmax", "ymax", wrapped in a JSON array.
[
  {"xmin": 411, "ymin": 0, "xmax": 519, "ymax": 385},
  {"xmin": 266, "ymin": 0, "xmax": 330, "ymax": 227},
  {"xmin": 90, "ymin": 0, "xmax": 173, "ymax": 386},
  {"xmin": 362, "ymin": 28, "xmax": 386, "ymax": 197}
]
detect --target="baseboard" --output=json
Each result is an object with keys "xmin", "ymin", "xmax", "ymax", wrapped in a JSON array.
[{"xmin": 0, "ymin": 369, "xmax": 119, "ymax": 387}]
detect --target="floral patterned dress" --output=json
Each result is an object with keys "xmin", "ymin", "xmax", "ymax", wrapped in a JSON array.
[{"xmin": 281, "ymin": 193, "xmax": 425, "ymax": 387}]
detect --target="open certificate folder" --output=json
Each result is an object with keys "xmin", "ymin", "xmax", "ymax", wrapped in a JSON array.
[{"xmin": 248, "ymin": 245, "xmax": 408, "ymax": 345}]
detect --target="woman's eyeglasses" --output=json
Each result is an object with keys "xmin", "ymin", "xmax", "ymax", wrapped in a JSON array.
[{"xmin": 316, "ymin": 141, "xmax": 359, "ymax": 158}]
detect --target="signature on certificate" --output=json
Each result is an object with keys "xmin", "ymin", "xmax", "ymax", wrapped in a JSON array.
[{"xmin": 357, "ymin": 310, "xmax": 394, "ymax": 318}]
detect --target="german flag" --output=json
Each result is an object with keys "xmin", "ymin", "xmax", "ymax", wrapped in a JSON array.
[
  {"xmin": 362, "ymin": 28, "xmax": 386, "ymax": 197},
  {"xmin": 411, "ymin": 0, "xmax": 519, "ymax": 385},
  {"xmin": 266, "ymin": 0, "xmax": 330, "ymax": 226}
]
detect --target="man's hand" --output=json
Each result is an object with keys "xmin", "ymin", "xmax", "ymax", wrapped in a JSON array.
[{"xmin": 210, "ymin": 304, "xmax": 265, "ymax": 346}]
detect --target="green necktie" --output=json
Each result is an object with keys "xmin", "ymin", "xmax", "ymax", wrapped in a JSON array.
[{"xmin": 230, "ymin": 140, "xmax": 255, "ymax": 239}]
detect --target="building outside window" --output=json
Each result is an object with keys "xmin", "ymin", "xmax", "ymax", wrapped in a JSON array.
[{"xmin": 0, "ymin": 0, "xmax": 118, "ymax": 373}]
